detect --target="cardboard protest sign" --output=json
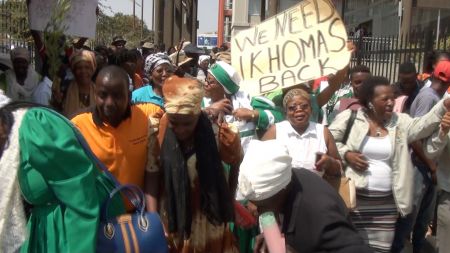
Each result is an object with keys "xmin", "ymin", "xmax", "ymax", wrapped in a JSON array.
[
  {"xmin": 231, "ymin": 0, "xmax": 350, "ymax": 95},
  {"xmin": 28, "ymin": 0, "xmax": 98, "ymax": 38}
]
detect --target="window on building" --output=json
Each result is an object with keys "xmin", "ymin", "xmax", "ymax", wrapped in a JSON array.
[
  {"xmin": 248, "ymin": 0, "xmax": 262, "ymax": 16},
  {"xmin": 279, "ymin": 0, "xmax": 300, "ymax": 12}
]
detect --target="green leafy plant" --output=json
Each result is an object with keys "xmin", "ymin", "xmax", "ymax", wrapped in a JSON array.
[{"xmin": 43, "ymin": 0, "xmax": 71, "ymax": 79}]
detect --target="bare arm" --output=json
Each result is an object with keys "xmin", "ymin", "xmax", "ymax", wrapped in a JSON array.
[
  {"xmin": 144, "ymin": 171, "xmax": 159, "ymax": 212},
  {"xmin": 321, "ymin": 127, "xmax": 343, "ymax": 176},
  {"xmin": 316, "ymin": 66, "xmax": 349, "ymax": 107},
  {"xmin": 261, "ymin": 124, "xmax": 276, "ymax": 141}
]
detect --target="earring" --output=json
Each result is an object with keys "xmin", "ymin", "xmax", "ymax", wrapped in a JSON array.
[{"xmin": 368, "ymin": 102, "xmax": 374, "ymax": 110}]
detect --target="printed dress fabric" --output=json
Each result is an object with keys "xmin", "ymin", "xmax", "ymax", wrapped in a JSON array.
[{"xmin": 161, "ymin": 154, "xmax": 238, "ymax": 253}]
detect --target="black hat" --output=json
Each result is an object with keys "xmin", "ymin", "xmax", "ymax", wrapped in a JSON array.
[{"xmin": 112, "ymin": 35, "xmax": 127, "ymax": 45}]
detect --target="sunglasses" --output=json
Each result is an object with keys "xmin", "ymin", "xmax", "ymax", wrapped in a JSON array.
[{"xmin": 287, "ymin": 103, "xmax": 310, "ymax": 112}]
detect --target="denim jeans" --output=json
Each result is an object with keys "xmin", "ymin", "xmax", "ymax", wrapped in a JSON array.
[{"xmin": 391, "ymin": 163, "xmax": 436, "ymax": 253}]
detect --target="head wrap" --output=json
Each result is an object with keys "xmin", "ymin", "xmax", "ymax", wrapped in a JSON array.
[
  {"xmin": 163, "ymin": 76, "xmax": 204, "ymax": 115},
  {"xmin": 70, "ymin": 50, "xmax": 97, "ymax": 72},
  {"xmin": 10, "ymin": 47, "xmax": 30, "ymax": 63},
  {"xmin": 208, "ymin": 61, "xmax": 241, "ymax": 95},
  {"xmin": 144, "ymin": 52, "xmax": 172, "ymax": 74},
  {"xmin": 198, "ymin": 55, "xmax": 210, "ymax": 65},
  {"xmin": 282, "ymin": 87, "xmax": 311, "ymax": 109},
  {"xmin": 238, "ymin": 140, "xmax": 292, "ymax": 201}
]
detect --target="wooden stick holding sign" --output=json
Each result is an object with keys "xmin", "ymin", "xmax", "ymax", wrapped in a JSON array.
[{"xmin": 231, "ymin": 0, "xmax": 350, "ymax": 96}]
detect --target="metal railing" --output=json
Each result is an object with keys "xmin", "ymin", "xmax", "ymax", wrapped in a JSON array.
[
  {"xmin": 1, "ymin": 0, "xmax": 35, "ymax": 61},
  {"xmin": 349, "ymin": 28, "xmax": 449, "ymax": 83}
]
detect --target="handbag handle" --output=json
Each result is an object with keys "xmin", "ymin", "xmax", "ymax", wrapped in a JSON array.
[
  {"xmin": 72, "ymin": 126, "xmax": 140, "ymax": 207},
  {"xmin": 103, "ymin": 184, "xmax": 147, "ymax": 220},
  {"xmin": 43, "ymin": 108, "xmax": 146, "ymax": 215},
  {"xmin": 73, "ymin": 128, "xmax": 121, "ymax": 186}
]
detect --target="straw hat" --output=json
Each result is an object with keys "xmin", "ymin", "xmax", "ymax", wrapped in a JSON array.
[
  {"xmin": 142, "ymin": 42, "xmax": 155, "ymax": 49},
  {"xmin": 169, "ymin": 50, "xmax": 193, "ymax": 67}
]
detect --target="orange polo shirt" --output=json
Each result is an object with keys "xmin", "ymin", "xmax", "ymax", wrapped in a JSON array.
[{"xmin": 71, "ymin": 103, "xmax": 162, "ymax": 189}]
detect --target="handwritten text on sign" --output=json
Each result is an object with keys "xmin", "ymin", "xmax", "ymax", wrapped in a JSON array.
[
  {"xmin": 28, "ymin": 0, "xmax": 98, "ymax": 38},
  {"xmin": 231, "ymin": 0, "xmax": 350, "ymax": 95}
]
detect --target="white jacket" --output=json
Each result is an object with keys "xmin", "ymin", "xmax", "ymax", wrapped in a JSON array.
[{"xmin": 329, "ymin": 100, "xmax": 447, "ymax": 216}]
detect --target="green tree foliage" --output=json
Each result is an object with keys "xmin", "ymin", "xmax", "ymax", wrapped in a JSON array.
[
  {"xmin": 1, "ymin": 0, "xmax": 153, "ymax": 48},
  {"xmin": 96, "ymin": 12, "xmax": 154, "ymax": 48},
  {"xmin": 0, "ymin": 0, "xmax": 29, "ymax": 40}
]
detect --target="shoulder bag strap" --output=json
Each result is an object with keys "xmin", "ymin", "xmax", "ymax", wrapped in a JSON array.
[{"xmin": 342, "ymin": 110, "xmax": 357, "ymax": 145}]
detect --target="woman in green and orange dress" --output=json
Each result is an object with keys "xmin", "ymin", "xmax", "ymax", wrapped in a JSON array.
[{"xmin": 0, "ymin": 98, "xmax": 124, "ymax": 252}]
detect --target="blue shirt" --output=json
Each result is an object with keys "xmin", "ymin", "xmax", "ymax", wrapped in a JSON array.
[{"xmin": 131, "ymin": 85, "xmax": 164, "ymax": 107}]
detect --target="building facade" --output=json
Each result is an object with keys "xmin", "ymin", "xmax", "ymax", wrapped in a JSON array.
[
  {"xmin": 224, "ymin": 0, "xmax": 450, "ymax": 39},
  {"xmin": 154, "ymin": 0, "xmax": 198, "ymax": 51},
  {"xmin": 334, "ymin": 0, "xmax": 450, "ymax": 36}
]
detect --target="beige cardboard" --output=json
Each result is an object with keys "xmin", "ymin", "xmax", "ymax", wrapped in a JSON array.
[
  {"xmin": 28, "ymin": 0, "xmax": 98, "ymax": 38},
  {"xmin": 231, "ymin": 0, "xmax": 350, "ymax": 96}
]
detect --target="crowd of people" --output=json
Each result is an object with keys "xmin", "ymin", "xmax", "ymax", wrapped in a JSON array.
[{"xmin": 1, "ymin": 18, "xmax": 450, "ymax": 253}]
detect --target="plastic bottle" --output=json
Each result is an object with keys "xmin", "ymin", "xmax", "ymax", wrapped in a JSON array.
[{"xmin": 259, "ymin": 212, "xmax": 285, "ymax": 253}]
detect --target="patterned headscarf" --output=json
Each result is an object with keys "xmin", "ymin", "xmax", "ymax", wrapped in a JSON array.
[
  {"xmin": 198, "ymin": 55, "xmax": 210, "ymax": 66},
  {"xmin": 144, "ymin": 53, "xmax": 172, "ymax": 74},
  {"xmin": 70, "ymin": 50, "xmax": 97, "ymax": 72},
  {"xmin": 162, "ymin": 76, "xmax": 204, "ymax": 115}
]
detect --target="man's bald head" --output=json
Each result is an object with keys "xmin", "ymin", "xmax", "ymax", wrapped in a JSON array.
[
  {"xmin": 94, "ymin": 65, "xmax": 131, "ymax": 127},
  {"xmin": 95, "ymin": 65, "xmax": 130, "ymax": 88}
]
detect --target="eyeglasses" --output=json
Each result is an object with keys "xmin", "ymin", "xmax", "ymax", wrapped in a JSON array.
[{"xmin": 287, "ymin": 103, "xmax": 310, "ymax": 112}]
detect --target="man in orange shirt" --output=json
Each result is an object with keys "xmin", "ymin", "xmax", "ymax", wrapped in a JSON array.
[{"xmin": 72, "ymin": 65, "xmax": 163, "ymax": 211}]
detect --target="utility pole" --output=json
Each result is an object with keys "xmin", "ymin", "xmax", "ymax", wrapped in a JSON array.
[
  {"xmin": 141, "ymin": 0, "xmax": 144, "ymax": 40},
  {"xmin": 436, "ymin": 9, "xmax": 441, "ymax": 48},
  {"xmin": 133, "ymin": 0, "xmax": 136, "ymax": 30}
]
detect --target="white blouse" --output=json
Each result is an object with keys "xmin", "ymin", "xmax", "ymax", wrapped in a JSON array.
[
  {"xmin": 276, "ymin": 121, "xmax": 327, "ymax": 175},
  {"xmin": 360, "ymin": 135, "xmax": 393, "ymax": 192}
]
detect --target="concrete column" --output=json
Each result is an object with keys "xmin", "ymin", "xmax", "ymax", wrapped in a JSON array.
[
  {"xmin": 231, "ymin": 0, "xmax": 250, "ymax": 36},
  {"xmin": 163, "ymin": 0, "xmax": 174, "ymax": 48},
  {"xmin": 268, "ymin": 0, "xmax": 278, "ymax": 18},
  {"xmin": 400, "ymin": 0, "xmax": 412, "ymax": 36},
  {"xmin": 181, "ymin": 0, "xmax": 194, "ymax": 44},
  {"xmin": 154, "ymin": 0, "xmax": 164, "ymax": 46},
  {"xmin": 218, "ymin": 0, "xmax": 225, "ymax": 45},
  {"xmin": 192, "ymin": 0, "xmax": 198, "ymax": 44}
]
